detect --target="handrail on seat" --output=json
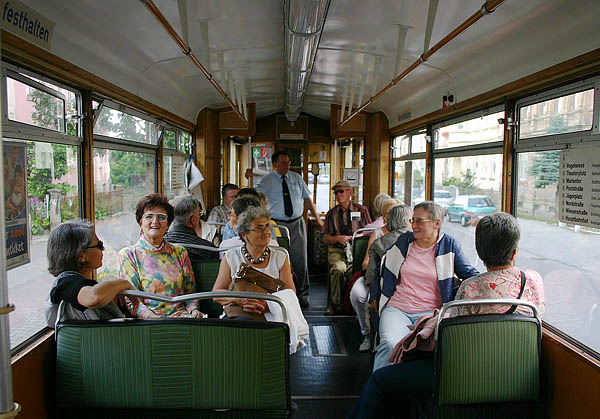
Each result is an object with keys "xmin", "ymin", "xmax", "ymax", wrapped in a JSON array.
[
  {"xmin": 435, "ymin": 298, "xmax": 541, "ymax": 341},
  {"xmin": 351, "ymin": 227, "xmax": 379, "ymax": 243},
  {"xmin": 272, "ymin": 224, "xmax": 291, "ymax": 240},
  {"xmin": 120, "ymin": 290, "xmax": 289, "ymax": 323}
]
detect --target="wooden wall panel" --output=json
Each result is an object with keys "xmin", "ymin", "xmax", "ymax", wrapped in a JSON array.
[
  {"xmin": 195, "ymin": 108, "xmax": 220, "ymax": 210},
  {"xmin": 330, "ymin": 104, "xmax": 367, "ymax": 138}
]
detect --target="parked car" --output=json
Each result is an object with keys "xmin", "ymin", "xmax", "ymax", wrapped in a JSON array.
[
  {"xmin": 433, "ymin": 189, "xmax": 455, "ymax": 208},
  {"xmin": 446, "ymin": 195, "xmax": 496, "ymax": 226}
]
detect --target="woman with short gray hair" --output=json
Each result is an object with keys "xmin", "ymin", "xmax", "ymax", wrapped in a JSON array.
[
  {"xmin": 45, "ymin": 220, "xmax": 133, "ymax": 327},
  {"xmin": 212, "ymin": 206, "xmax": 295, "ymax": 319},
  {"xmin": 454, "ymin": 212, "xmax": 545, "ymax": 315}
]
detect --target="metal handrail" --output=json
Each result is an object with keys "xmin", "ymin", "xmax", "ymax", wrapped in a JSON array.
[
  {"xmin": 272, "ymin": 224, "xmax": 291, "ymax": 240},
  {"xmin": 434, "ymin": 298, "xmax": 541, "ymax": 341},
  {"xmin": 351, "ymin": 227, "xmax": 380, "ymax": 243},
  {"xmin": 120, "ymin": 290, "xmax": 289, "ymax": 323}
]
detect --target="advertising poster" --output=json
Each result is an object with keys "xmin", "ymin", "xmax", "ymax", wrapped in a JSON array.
[{"xmin": 4, "ymin": 142, "xmax": 30, "ymax": 269}]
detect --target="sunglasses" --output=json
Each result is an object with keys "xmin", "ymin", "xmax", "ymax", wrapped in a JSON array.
[
  {"xmin": 86, "ymin": 240, "xmax": 104, "ymax": 251},
  {"xmin": 334, "ymin": 189, "xmax": 345, "ymax": 195}
]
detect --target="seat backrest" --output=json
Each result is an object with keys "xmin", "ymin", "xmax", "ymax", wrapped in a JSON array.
[
  {"xmin": 190, "ymin": 260, "xmax": 223, "ymax": 317},
  {"xmin": 56, "ymin": 318, "xmax": 290, "ymax": 414},
  {"xmin": 435, "ymin": 313, "xmax": 541, "ymax": 406},
  {"xmin": 351, "ymin": 235, "xmax": 370, "ymax": 275}
]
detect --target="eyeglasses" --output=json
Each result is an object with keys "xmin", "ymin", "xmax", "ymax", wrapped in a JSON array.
[
  {"xmin": 249, "ymin": 225, "xmax": 271, "ymax": 234},
  {"xmin": 334, "ymin": 189, "xmax": 345, "ymax": 195},
  {"xmin": 143, "ymin": 212, "xmax": 168, "ymax": 222},
  {"xmin": 86, "ymin": 240, "xmax": 104, "ymax": 251},
  {"xmin": 409, "ymin": 218, "xmax": 432, "ymax": 225}
]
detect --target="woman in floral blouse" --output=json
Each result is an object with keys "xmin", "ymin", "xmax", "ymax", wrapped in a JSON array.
[{"xmin": 118, "ymin": 194, "xmax": 201, "ymax": 318}]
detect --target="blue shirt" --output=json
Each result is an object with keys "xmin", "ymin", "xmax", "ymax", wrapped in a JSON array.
[{"xmin": 256, "ymin": 170, "xmax": 310, "ymax": 220}]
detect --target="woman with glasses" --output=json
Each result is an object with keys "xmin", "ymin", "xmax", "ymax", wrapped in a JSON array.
[
  {"xmin": 117, "ymin": 194, "xmax": 201, "ymax": 318},
  {"xmin": 45, "ymin": 220, "xmax": 133, "ymax": 326},
  {"xmin": 370, "ymin": 201, "xmax": 479, "ymax": 371},
  {"xmin": 212, "ymin": 206, "xmax": 295, "ymax": 319}
]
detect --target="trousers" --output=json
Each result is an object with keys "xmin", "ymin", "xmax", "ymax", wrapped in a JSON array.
[
  {"xmin": 277, "ymin": 217, "xmax": 309, "ymax": 299},
  {"xmin": 327, "ymin": 247, "xmax": 349, "ymax": 306}
]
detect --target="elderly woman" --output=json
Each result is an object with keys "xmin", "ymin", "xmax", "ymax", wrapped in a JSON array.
[
  {"xmin": 371, "ymin": 201, "xmax": 479, "ymax": 371},
  {"xmin": 212, "ymin": 206, "xmax": 295, "ymax": 319},
  {"xmin": 117, "ymin": 193, "xmax": 200, "ymax": 318},
  {"xmin": 361, "ymin": 199, "xmax": 404, "ymax": 271},
  {"xmin": 363, "ymin": 192, "xmax": 392, "ymax": 231},
  {"xmin": 347, "ymin": 212, "xmax": 545, "ymax": 419},
  {"xmin": 45, "ymin": 220, "xmax": 133, "ymax": 326},
  {"xmin": 350, "ymin": 205, "xmax": 413, "ymax": 351}
]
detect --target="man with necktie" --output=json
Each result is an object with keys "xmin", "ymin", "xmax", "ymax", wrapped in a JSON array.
[{"xmin": 251, "ymin": 151, "xmax": 323, "ymax": 308}]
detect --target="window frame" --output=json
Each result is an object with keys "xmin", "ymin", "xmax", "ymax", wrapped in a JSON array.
[{"xmin": 391, "ymin": 129, "xmax": 427, "ymax": 204}]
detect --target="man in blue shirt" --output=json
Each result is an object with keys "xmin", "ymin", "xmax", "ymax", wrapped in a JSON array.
[{"xmin": 251, "ymin": 151, "xmax": 323, "ymax": 307}]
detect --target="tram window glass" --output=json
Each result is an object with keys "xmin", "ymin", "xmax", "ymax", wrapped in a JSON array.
[
  {"xmin": 411, "ymin": 133, "xmax": 427, "ymax": 153},
  {"xmin": 515, "ymin": 150, "xmax": 600, "ymax": 352},
  {"xmin": 6, "ymin": 140, "xmax": 80, "ymax": 349},
  {"xmin": 519, "ymin": 88, "xmax": 594, "ymax": 139},
  {"xmin": 163, "ymin": 129, "xmax": 176, "ymax": 149},
  {"xmin": 392, "ymin": 159, "xmax": 426, "ymax": 205},
  {"xmin": 6, "ymin": 76, "xmax": 67, "ymax": 133},
  {"xmin": 94, "ymin": 105, "xmax": 160, "ymax": 145},
  {"xmin": 434, "ymin": 110, "xmax": 504, "ymax": 149},
  {"xmin": 307, "ymin": 162, "xmax": 331, "ymax": 214},
  {"xmin": 93, "ymin": 148, "xmax": 155, "ymax": 280},
  {"xmin": 179, "ymin": 131, "xmax": 192, "ymax": 153},
  {"xmin": 393, "ymin": 135, "xmax": 409, "ymax": 157},
  {"xmin": 163, "ymin": 152, "xmax": 187, "ymax": 200}
]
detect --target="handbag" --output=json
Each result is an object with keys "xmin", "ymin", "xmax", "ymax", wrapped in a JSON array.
[{"xmin": 224, "ymin": 263, "xmax": 286, "ymax": 320}]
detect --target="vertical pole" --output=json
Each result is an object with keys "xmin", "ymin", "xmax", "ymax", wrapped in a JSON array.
[{"xmin": 0, "ymin": 29, "xmax": 19, "ymax": 417}]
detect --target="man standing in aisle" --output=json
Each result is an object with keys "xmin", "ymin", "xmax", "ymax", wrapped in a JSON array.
[
  {"xmin": 323, "ymin": 181, "xmax": 371, "ymax": 315},
  {"xmin": 250, "ymin": 151, "xmax": 323, "ymax": 308}
]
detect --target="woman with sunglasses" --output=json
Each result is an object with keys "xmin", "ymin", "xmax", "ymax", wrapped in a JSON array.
[
  {"xmin": 117, "ymin": 194, "xmax": 201, "ymax": 318},
  {"xmin": 45, "ymin": 220, "xmax": 133, "ymax": 327},
  {"xmin": 212, "ymin": 206, "xmax": 295, "ymax": 319},
  {"xmin": 370, "ymin": 201, "xmax": 479, "ymax": 371}
]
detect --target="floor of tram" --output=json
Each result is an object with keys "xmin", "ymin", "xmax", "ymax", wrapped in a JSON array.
[{"xmin": 291, "ymin": 276, "xmax": 373, "ymax": 418}]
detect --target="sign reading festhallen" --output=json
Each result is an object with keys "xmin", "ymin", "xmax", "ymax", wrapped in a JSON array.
[
  {"xmin": 558, "ymin": 147, "xmax": 600, "ymax": 229},
  {"xmin": 0, "ymin": 0, "xmax": 55, "ymax": 50}
]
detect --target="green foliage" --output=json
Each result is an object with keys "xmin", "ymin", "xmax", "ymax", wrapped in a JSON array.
[
  {"xmin": 529, "ymin": 150, "xmax": 560, "ymax": 188},
  {"xmin": 442, "ymin": 168, "xmax": 476, "ymax": 194}
]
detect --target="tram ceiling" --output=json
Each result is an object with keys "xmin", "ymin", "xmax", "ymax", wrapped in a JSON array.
[{"xmin": 17, "ymin": 0, "xmax": 600, "ymax": 127}]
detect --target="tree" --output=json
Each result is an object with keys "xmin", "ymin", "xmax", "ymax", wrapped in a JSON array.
[
  {"xmin": 529, "ymin": 150, "xmax": 560, "ymax": 188},
  {"xmin": 442, "ymin": 168, "xmax": 476, "ymax": 194}
]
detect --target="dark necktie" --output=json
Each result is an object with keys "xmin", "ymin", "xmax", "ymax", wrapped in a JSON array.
[{"xmin": 282, "ymin": 175, "xmax": 293, "ymax": 217}]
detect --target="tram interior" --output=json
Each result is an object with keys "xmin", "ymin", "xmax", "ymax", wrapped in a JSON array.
[{"xmin": 2, "ymin": 0, "xmax": 600, "ymax": 418}]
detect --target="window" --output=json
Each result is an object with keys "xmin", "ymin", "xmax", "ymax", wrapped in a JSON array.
[
  {"xmin": 519, "ymin": 88, "xmax": 594, "ymax": 139},
  {"xmin": 434, "ymin": 110, "xmax": 504, "ymax": 149},
  {"xmin": 93, "ymin": 148, "xmax": 156, "ymax": 280},
  {"xmin": 163, "ymin": 152, "xmax": 187, "ymax": 201},
  {"xmin": 179, "ymin": 131, "xmax": 192, "ymax": 153},
  {"xmin": 163, "ymin": 129, "xmax": 176, "ymax": 149},
  {"xmin": 94, "ymin": 102, "xmax": 160, "ymax": 145},
  {"xmin": 307, "ymin": 162, "xmax": 331, "ymax": 214},
  {"xmin": 392, "ymin": 131, "xmax": 427, "ymax": 206}
]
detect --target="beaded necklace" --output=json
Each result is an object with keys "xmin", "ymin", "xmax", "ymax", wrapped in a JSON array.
[{"xmin": 242, "ymin": 244, "xmax": 270, "ymax": 264}]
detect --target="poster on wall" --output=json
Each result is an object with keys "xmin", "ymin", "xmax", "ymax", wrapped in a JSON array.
[{"xmin": 4, "ymin": 141, "xmax": 30, "ymax": 270}]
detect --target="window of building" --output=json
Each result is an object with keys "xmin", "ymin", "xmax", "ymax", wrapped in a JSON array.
[{"xmin": 434, "ymin": 109, "xmax": 504, "ymax": 150}]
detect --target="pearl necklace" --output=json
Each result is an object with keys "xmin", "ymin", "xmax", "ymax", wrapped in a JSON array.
[{"xmin": 242, "ymin": 244, "xmax": 270, "ymax": 264}]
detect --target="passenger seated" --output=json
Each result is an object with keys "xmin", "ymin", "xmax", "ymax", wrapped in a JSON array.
[
  {"xmin": 212, "ymin": 206, "xmax": 296, "ymax": 319},
  {"xmin": 323, "ymin": 181, "xmax": 372, "ymax": 315},
  {"xmin": 360, "ymin": 199, "xmax": 404, "ymax": 272},
  {"xmin": 348, "ymin": 211, "xmax": 546, "ymax": 418},
  {"xmin": 117, "ymin": 194, "xmax": 202, "ymax": 318},
  {"xmin": 207, "ymin": 183, "xmax": 239, "ymax": 225},
  {"xmin": 219, "ymin": 196, "xmax": 278, "ymax": 249},
  {"xmin": 350, "ymin": 204, "xmax": 411, "ymax": 352},
  {"xmin": 45, "ymin": 220, "xmax": 133, "ymax": 327},
  {"xmin": 361, "ymin": 192, "xmax": 392, "ymax": 233},
  {"xmin": 371, "ymin": 201, "xmax": 478, "ymax": 371},
  {"xmin": 165, "ymin": 194, "xmax": 219, "ymax": 261}
]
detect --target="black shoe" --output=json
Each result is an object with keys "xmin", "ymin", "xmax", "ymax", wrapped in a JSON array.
[{"xmin": 299, "ymin": 297, "xmax": 309, "ymax": 308}]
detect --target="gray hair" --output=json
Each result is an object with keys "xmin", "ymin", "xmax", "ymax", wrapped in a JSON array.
[
  {"xmin": 387, "ymin": 205, "xmax": 412, "ymax": 231},
  {"xmin": 170, "ymin": 194, "xmax": 200, "ymax": 224},
  {"xmin": 380, "ymin": 199, "xmax": 403, "ymax": 218},
  {"xmin": 414, "ymin": 201, "xmax": 445, "ymax": 225},
  {"xmin": 236, "ymin": 206, "xmax": 272, "ymax": 238},
  {"xmin": 475, "ymin": 212, "xmax": 520, "ymax": 268},
  {"xmin": 47, "ymin": 220, "xmax": 94, "ymax": 277},
  {"xmin": 372, "ymin": 193, "xmax": 392, "ymax": 217}
]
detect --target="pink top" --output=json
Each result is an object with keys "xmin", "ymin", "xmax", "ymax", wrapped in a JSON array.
[
  {"xmin": 364, "ymin": 216, "xmax": 385, "ymax": 231},
  {"xmin": 388, "ymin": 242, "xmax": 442, "ymax": 313},
  {"xmin": 453, "ymin": 267, "xmax": 545, "ymax": 316}
]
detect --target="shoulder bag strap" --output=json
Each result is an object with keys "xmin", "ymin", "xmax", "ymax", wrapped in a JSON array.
[{"xmin": 505, "ymin": 270, "xmax": 527, "ymax": 314}]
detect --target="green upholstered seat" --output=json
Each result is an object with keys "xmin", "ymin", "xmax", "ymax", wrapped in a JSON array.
[
  {"xmin": 434, "ymin": 310, "xmax": 541, "ymax": 418},
  {"xmin": 191, "ymin": 260, "xmax": 223, "ymax": 318},
  {"xmin": 351, "ymin": 234, "xmax": 370, "ymax": 276},
  {"xmin": 276, "ymin": 236, "xmax": 290, "ymax": 251},
  {"xmin": 56, "ymin": 319, "xmax": 290, "ymax": 417}
]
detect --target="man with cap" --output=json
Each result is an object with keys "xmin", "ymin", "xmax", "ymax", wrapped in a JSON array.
[
  {"xmin": 323, "ymin": 181, "xmax": 371, "ymax": 315},
  {"xmin": 250, "ymin": 150, "xmax": 323, "ymax": 308}
]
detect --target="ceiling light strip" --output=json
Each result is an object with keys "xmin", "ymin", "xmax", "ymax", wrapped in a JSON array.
[{"xmin": 339, "ymin": 0, "xmax": 505, "ymax": 126}]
